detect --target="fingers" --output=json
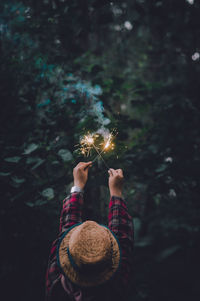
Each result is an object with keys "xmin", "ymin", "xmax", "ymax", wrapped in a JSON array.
[
  {"xmin": 83, "ymin": 161, "xmax": 93, "ymax": 166},
  {"xmin": 108, "ymin": 168, "xmax": 115, "ymax": 177},
  {"xmin": 108, "ymin": 168, "xmax": 123, "ymax": 177},
  {"xmin": 116, "ymin": 169, "xmax": 123, "ymax": 177},
  {"xmin": 75, "ymin": 163, "xmax": 123, "ymax": 176},
  {"xmin": 82, "ymin": 161, "xmax": 92, "ymax": 170},
  {"xmin": 75, "ymin": 161, "xmax": 93, "ymax": 171}
]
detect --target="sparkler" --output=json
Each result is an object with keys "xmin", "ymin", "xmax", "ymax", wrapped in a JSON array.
[
  {"xmin": 92, "ymin": 133, "xmax": 114, "ymax": 163},
  {"xmin": 79, "ymin": 133, "xmax": 99, "ymax": 157},
  {"xmin": 78, "ymin": 131, "xmax": 115, "ymax": 168}
]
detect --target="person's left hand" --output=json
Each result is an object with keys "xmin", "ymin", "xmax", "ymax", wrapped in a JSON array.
[{"xmin": 73, "ymin": 161, "xmax": 93, "ymax": 189}]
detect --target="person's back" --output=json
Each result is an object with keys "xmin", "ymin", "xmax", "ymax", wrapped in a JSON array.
[{"xmin": 45, "ymin": 162, "xmax": 134, "ymax": 301}]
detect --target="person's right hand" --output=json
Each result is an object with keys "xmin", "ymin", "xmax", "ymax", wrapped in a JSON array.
[
  {"xmin": 108, "ymin": 168, "xmax": 124, "ymax": 198},
  {"xmin": 73, "ymin": 161, "xmax": 92, "ymax": 190}
]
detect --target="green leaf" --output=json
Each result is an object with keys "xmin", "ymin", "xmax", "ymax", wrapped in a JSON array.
[
  {"xmin": 11, "ymin": 176, "xmax": 26, "ymax": 188},
  {"xmin": 4, "ymin": 156, "xmax": 21, "ymax": 163},
  {"xmin": 41, "ymin": 188, "xmax": 54, "ymax": 200},
  {"xmin": 157, "ymin": 245, "xmax": 181, "ymax": 261},
  {"xmin": 135, "ymin": 236, "xmax": 153, "ymax": 247},
  {"xmin": 35, "ymin": 199, "xmax": 48, "ymax": 206},
  {"xmin": 155, "ymin": 164, "xmax": 167, "ymax": 173},
  {"xmin": 26, "ymin": 199, "xmax": 48, "ymax": 207},
  {"xmin": 25, "ymin": 202, "xmax": 35, "ymax": 207},
  {"xmin": 26, "ymin": 157, "xmax": 40, "ymax": 164},
  {"xmin": 0, "ymin": 172, "xmax": 11, "ymax": 176},
  {"xmin": 31, "ymin": 159, "xmax": 45, "ymax": 170},
  {"xmin": 58, "ymin": 149, "xmax": 73, "ymax": 162},
  {"xmin": 24, "ymin": 143, "xmax": 38, "ymax": 155},
  {"xmin": 148, "ymin": 145, "xmax": 158, "ymax": 154},
  {"xmin": 11, "ymin": 176, "xmax": 26, "ymax": 184}
]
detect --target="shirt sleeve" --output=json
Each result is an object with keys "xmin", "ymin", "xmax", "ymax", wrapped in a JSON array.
[
  {"xmin": 59, "ymin": 192, "xmax": 84, "ymax": 233},
  {"xmin": 45, "ymin": 192, "xmax": 83, "ymax": 300},
  {"xmin": 108, "ymin": 196, "xmax": 134, "ymax": 288}
]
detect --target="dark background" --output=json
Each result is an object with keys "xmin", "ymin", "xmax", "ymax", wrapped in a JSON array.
[{"xmin": 0, "ymin": 0, "xmax": 200, "ymax": 300}]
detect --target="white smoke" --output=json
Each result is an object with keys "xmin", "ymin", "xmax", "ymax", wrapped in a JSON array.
[{"xmin": 65, "ymin": 78, "xmax": 111, "ymax": 138}]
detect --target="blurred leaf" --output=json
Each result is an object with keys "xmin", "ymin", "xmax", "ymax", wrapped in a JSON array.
[
  {"xmin": 26, "ymin": 202, "xmax": 35, "ymax": 207},
  {"xmin": 31, "ymin": 158, "xmax": 45, "ymax": 170},
  {"xmin": 24, "ymin": 143, "xmax": 39, "ymax": 155},
  {"xmin": 11, "ymin": 176, "xmax": 26, "ymax": 187},
  {"xmin": 135, "ymin": 236, "xmax": 153, "ymax": 247},
  {"xmin": 26, "ymin": 157, "xmax": 40, "ymax": 164},
  {"xmin": 26, "ymin": 199, "xmax": 48, "ymax": 207},
  {"xmin": 35, "ymin": 199, "xmax": 48, "ymax": 206},
  {"xmin": 58, "ymin": 149, "xmax": 73, "ymax": 162},
  {"xmin": 0, "ymin": 172, "xmax": 11, "ymax": 176},
  {"xmin": 4, "ymin": 156, "xmax": 21, "ymax": 163},
  {"xmin": 11, "ymin": 191, "xmax": 25, "ymax": 202},
  {"xmin": 156, "ymin": 245, "xmax": 182, "ymax": 262},
  {"xmin": 41, "ymin": 188, "xmax": 54, "ymax": 200},
  {"xmin": 155, "ymin": 164, "xmax": 167, "ymax": 173}
]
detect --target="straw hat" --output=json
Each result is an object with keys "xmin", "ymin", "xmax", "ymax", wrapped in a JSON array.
[{"xmin": 57, "ymin": 221, "xmax": 121, "ymax": 287}]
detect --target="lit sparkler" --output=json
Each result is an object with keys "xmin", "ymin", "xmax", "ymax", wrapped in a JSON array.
[
  {"xmin": 81, "ymin": 134, "xmax": 94, "ymax": 149},
  {"xmin": 103, "ymin": 133, "xmax": 115, "ymax": 150},
  {"xmin": 79, "ymin": 133, "xmax": 97, "ymax": 157},
  {"xmin": 78, "ymin": 130, "xmax": 116, "ymax": 168},
  {"xmin": 92, "ymin": 133, "xmax": 115, "ymax": 162}
]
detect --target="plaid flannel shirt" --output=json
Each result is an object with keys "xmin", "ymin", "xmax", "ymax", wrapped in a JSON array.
[{"xmin": 45, "ymin": 192, "xmax": 134, "ymax": 300}]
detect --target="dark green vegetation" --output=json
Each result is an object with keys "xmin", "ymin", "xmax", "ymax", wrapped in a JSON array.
[{"xmin": 1, "ymin": 0, "xmax": 200, "ymax": 300}]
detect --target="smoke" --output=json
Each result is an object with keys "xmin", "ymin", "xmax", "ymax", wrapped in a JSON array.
[
  {"xmin": 72, "ymin": 81, "xmax": 110, "ymax": 127},
  {"xmin": 37, "ymin": 71, "xmax": 111, "ymax": 140},
  {"xmin": 65, "ymin": 78, "xmax": 111, "ymax": 139}
]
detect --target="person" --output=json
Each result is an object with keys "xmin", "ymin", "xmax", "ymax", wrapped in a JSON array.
[{"xmin": 45, "ymin": 162, "xmax": 134, "ymax": 301}]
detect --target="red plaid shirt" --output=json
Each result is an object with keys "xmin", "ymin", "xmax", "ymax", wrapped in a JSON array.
[{"xmin": 45, "ymin": 193, "xmax": 134, "ymax": 300}]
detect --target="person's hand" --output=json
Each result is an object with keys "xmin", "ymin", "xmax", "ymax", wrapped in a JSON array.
[
  {"xmin": 108, "ymin": 168, "xmax": 124, "ymax": 198},
  {"xmin": 73, "ymin": 161, "xmax": 92, "ymax": 189}
]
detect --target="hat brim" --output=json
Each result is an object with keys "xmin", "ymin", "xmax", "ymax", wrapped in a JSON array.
[{"xmin": 57, "ymin": 223, "xmax": 121, "ymax": 287}]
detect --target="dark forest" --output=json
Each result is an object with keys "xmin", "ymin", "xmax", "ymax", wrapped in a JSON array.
[{"xmin": 0, "ymin": 0, "xmax": 200, "ymax": 300}]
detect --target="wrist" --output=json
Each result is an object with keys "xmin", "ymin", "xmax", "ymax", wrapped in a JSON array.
[
  {"xmin": 109, "ymin": 189, "xmax": 123, "ymax": 198},
  {"xmin": 74, "ymin": 181, "xmax": 85, "ymax": 190},
  {"xmin": 71, "ymin": 186, "xmax": 84, "ymax": 193}
]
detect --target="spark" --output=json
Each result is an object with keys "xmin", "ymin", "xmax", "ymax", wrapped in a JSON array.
[
  {"xmin": 101, "ymin": 131, "xmax": 116, "ymax": 152},
  {"xmin": 83, "ymin": 134, "xmax": 94, "ymax": 145},
  {"xmin": 92, "ymin": 131, "xmax": 116, "ymax": 163},
  {"xmin": 104, "ymin": 133, "xmax": 113, "ymax": 150},
  {"xmin": 77, "ymin": 130, "xmax": 116, "ymax": 169},
  {"xmin": 79, "ymin": 133, "xmax": 100, "ymax": 157}
]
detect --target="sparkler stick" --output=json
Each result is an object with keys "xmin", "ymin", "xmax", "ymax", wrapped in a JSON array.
[
  {"xmin": 92, "ymin": 133, "xmax": 114, "ymax": 168},
  {"xmin": 92, "ymin": 144, "xmax": 107, "ymax": 161},
  {"xmin": 92, "ymin": 143, "xmax": 110, "ymax": 169}
]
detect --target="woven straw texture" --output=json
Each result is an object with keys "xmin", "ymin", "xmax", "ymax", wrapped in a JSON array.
[{"xmin": 58, "ymin": 221, "xmax": 120, "ymax": 287}]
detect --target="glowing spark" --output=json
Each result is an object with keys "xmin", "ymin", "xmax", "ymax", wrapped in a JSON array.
[
  {"xmin": 103, "ymin": 133, "xmax": 114, "ymax": 151},
  {"xmin": 84, "ymin": 135, "xmax": 94, "ymax": 145},
  {"xmin": 77, "ymin": 129, "xmax": 116, "ymax": 167},
  {"xmin": 104, "ymin": 140, "xmax": 110, "ymax": 149},
  {"xmin": 79, "ymin": 133, "xmax": 98, "ymax": 157}
]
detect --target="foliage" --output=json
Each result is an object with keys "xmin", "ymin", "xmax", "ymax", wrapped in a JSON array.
[{"xmin": 0, "ymin": 0, "xmax": 200, "ymax": 300}]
